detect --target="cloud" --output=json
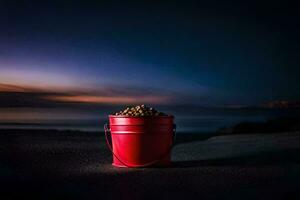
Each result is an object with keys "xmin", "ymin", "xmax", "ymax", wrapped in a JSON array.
[
  {"xmin": 0, "ymin": 68, "xmax": 78, "ymax": 89},
  {"xmin": 0, "ymin": 81, "xmax": 218, "ymax": 107},
  {"xmin": 0, "ymin": 83, "xmax": 29, "ymax": 92},
  {"xmin": 0, "ymin": 83, "xmax": 173, "ymax": 106},
  {"xmin": 43, "ymin": 95, "xmax": 170, "ymax": 105},
  {"xmin": 42, "ymin": 84, "xmax": 174, "ymax": 105}
]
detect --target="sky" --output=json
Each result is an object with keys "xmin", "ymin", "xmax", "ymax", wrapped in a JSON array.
[{"xmin": 0, "ymin": 1, "xmax": 299, "ymax": 107}]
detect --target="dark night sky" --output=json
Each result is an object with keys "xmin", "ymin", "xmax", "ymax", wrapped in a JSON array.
[{"xmin": 0, "ymin": 1, "xmax": 299, "ymax": 106}]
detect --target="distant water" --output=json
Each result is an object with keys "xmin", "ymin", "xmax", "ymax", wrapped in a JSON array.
[{"xmin": 0, "ymin": 107, "xmax": 299, "ymax": 133}]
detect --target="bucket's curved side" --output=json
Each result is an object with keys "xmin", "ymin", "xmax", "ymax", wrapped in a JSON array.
[
  {"xmin": 108, "ymin": 116, "xmax": 175, "ymax": 168},
  {"xmin": 111, "ymin": 132, "xmax": 173, "ymax": 167}
]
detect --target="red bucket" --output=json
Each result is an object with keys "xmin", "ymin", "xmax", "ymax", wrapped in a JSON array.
[{"xmin": 104, "ymin": 115, "xmax": 176, "ymax": 168}]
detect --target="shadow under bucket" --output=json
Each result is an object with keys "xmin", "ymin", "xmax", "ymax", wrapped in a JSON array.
[{"xmin": 104, "ymin": 115, "xmax": 176, "ymax": 168}]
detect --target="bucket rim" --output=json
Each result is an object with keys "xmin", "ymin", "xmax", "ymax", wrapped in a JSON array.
[{"xmin": 108, "ymin": 115, "xmax": 174, "ymax": 118}]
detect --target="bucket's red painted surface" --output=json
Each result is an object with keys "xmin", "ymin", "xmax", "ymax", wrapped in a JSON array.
[{"xmin": 107, "ymin": 115, "xmax": 175, "ymax": 168}]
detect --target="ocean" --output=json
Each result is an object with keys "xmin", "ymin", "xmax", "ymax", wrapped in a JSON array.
[{"xmin": 0, "ymin": 106, "xmax": 299, "ymax": 133}]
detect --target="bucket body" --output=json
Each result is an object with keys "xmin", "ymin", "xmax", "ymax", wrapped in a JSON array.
[{"xmin": 108, "ymin": 115, "xmax": 175, "ymax": 168}]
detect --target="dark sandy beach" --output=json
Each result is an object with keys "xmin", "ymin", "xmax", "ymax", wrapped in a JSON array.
[{"xmin": 1, "ymin": 129, "xmax": 300, "ymax": 200}]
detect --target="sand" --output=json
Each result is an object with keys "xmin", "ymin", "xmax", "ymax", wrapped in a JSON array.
[{"xmin": 1, "ymin": 129, "xmax": 300, "ymax": 200}]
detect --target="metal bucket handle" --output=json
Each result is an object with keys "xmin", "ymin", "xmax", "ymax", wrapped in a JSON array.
[{"xmin": 104, "ymin": 123, "xmax": 176, "ymax": 168}]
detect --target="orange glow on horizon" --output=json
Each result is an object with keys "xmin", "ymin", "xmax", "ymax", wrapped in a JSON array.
[
  {"xmin": 0, "ymin": 83, "xmax": 29, "ymax": 92},
  {"xmin": 0, "ymin": 83, "xmax": 90, "ymax": 93},
  {"xmin": 44, "ymin": 95, "xmax": 169, "ymax": 104},
  {"xmin": 0, "ymin": 83, "xmax": 171, "ymax": 105}
]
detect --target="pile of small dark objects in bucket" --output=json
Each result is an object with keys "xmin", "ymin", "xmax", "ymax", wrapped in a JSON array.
[{"xmin": 114, "ymin": 105, "xmax": 168, "ymax": 117}]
